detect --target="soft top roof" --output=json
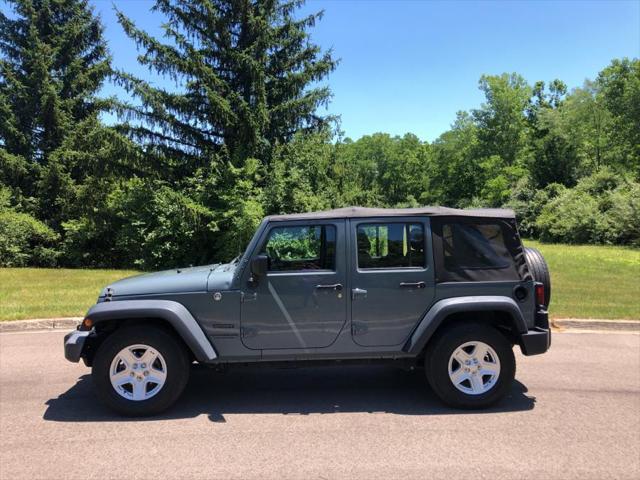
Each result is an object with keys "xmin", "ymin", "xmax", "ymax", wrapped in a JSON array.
[{"xmin": 267, "ymin": 206, "xmax": 515, "ymax": 222}]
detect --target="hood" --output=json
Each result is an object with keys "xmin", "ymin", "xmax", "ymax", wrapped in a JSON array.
[{"xmin": 100, "ymin": 262, "xmax": 237, "ymax": 298}]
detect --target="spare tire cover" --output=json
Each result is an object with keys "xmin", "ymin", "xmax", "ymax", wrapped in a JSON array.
[{"xmin": 524, "ymin": 247, "xmax": 551, "ymax": 308}]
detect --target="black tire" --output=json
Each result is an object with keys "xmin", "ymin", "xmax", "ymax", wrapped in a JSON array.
[
  {"xmin": 92, "ymin": 325, "xmax": 190, "ymax": 416},
  {"xmin": 425, "ymin": 322, "xmax": 515, "ymax": 409},
  {"xmin": 524, "ymin": 246, "xmax": 551, "ymax": 307}
]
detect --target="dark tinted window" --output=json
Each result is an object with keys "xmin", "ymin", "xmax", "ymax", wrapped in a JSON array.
[
  {"xmin": 357, "ymin": 223, "xmax": 425, "ymax": 269},
  {"xmin": 262, "ymin": 225, "xmax": 336, "ymax": 271},
  {"xmin": 442, "ymin": 223, "xmax": 510, "ymax": 270}
]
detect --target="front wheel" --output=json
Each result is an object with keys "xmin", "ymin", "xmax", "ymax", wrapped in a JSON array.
[
  {"xmin": 92, "ymin": 326, "xmax": 190, "ymax": 416},
  {"xmin": 425, "ymin": 323, "xmax": 515, "ymax": 409}
]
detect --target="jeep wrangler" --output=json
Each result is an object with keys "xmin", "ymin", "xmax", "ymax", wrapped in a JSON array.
[{"xmin": 64, "ymin": 206, "xmax": 551, "ymax": 415}]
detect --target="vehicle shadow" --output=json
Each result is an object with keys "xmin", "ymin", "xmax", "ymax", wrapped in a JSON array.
[{"xmin": 44, "ymin": 365, "xmax": 535, "ymax": 422}]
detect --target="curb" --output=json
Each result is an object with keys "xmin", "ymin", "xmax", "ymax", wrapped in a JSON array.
[
  {"xmin": 0, "ymin": 317, "xmax": 82, "ymax": 332},
  {"xmin": 552, "ymin": 318, "xmax": 640, "ymax": 333}
]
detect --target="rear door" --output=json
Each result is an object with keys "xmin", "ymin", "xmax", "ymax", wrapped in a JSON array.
[{"xmin": 349, "ymin": 217, "xmax": 434, "ymax": 346}]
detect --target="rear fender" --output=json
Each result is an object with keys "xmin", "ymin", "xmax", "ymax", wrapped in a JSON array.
[{"xmin": 403, "ymin": 296, "xmax": 527, "ymax": 354}]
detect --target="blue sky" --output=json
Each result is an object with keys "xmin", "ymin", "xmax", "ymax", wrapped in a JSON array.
[{"xmin": 89, "ymin": 0, "xmax": 640, "ymax": 142}]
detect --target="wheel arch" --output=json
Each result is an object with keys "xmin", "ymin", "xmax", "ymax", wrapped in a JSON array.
[
  {"xmin": 404, "ymin": 296, "xmax": 527, "ymax": 355},
  {"xmin": 83, "ymin": 300, "xmax": 217, "ymax": 365}
]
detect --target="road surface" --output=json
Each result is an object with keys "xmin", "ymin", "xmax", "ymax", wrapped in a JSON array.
[{"xmin": 1, "ymin": 330, "xmax": 639, "ymax": 479}]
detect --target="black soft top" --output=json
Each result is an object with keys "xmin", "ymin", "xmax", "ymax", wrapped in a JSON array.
[{"xmin": 267, "ymin": 206, "xmax": 515, "ymax": 222}]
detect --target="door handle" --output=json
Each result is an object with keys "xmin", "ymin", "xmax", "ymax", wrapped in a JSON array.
[
  {"xmin": 399, "ymin": 281, "xmax": 426, "ymax": 289},
  {"xmin": 351, "ymin": 288, "xmax": 367, "ymax": 300},
  {"xmin": 315, "ymin": 283, "xmax": 343, "ymax": 292}
]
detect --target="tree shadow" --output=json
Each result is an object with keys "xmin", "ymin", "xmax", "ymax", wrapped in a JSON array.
[{"xmin": 44, "ymin": 365, "xmax": 535, "ymax": 422}]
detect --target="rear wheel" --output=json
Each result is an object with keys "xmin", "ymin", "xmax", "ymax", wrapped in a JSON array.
[
  {"xmin": 92, "ymin": 326, "xmax": 190, "ymax": 416},
  {"xmin": 425, "ymin": 323, "xmax": 515, "ymax": 409}
]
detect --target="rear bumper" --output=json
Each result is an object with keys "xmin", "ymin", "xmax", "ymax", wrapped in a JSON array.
[
  {"xmin": 64, "ymin": 330, "xmax": 91, "ymax": 363},
  {"xmin": 520, "ymin": 308, "xmax": 551, "ymax": 355},
  {"xmin": 520, "ymin": 309, "xmax": 551, "ymax": 356},
  {"xmin": 520, "ymin": 327, "xmax": 551, "ymax": 355}
]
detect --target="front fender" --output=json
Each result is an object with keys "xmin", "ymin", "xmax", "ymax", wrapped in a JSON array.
[
  {"xmin": 403, "ymin": 296, "xmax": 527, "ymax": 354},
  {"xmin": 85, "ymin": 300, "xmax": 217, "ymax": 362}
]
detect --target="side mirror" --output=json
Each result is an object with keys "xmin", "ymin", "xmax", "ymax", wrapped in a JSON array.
[{"xmin": 250, "ymin": 254, "xmax": 269, "ymax": 278}]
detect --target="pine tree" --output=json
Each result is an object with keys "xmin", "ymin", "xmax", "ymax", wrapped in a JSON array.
[
  {"xmin": 0, "ymin": 0, "xmax": 111, "ymax": 165},
  {"xmin": 116, "ymin": 0, "xmax": 337, "ymax": 168}
]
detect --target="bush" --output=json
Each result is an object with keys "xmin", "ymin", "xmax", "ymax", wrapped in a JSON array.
[
  {"xmin": 535, "ymin": 189, "xmax": 605, "ymax": 243},
  {"xmin": 62, "ymin": 178, "xmax": 218, "ymax": 269},
  {"xmin": 0, "ymin": 188, "xmax": 59, "ymax": 266},
  {"xmin": 506, "ymin": 177, "xmax": 565, "ymax": 238},
  {"xmin": 604, "ymin": 182, "xmax": 640, "ymax": 246},
  {"xmin": 534, "ymin": 169, "xmax": 640, "ymax": 245}
]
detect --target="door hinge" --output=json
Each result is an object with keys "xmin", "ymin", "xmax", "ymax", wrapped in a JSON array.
[
  {"xmin": 351, "ymin": 288, "xmax": 367, "ymax": 300},
  {"xmin": 241, "ymin": 327, "xmax": 257, "ymax": 338},
  {"xmin": 241, "ymin": 291, "xmax": 257, "ymax": 302},
  {"xmin": 351, "ymin": 322, "xmax": 368, "ymax": 336}
]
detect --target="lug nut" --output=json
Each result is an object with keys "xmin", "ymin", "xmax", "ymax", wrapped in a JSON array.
[
  {"xmin": 143, "ymin": 371, "xmax": 149, "ymax": 376},
  {"xmin": 141, "ymin": 363, "xmax": 146, "ymax": 369}
]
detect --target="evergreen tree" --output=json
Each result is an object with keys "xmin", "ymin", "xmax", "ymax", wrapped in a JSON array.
[
  {"xmin": 115, "ymin": 0, "xmax": 337, "ymax": 168},
  {"xmin": 0, "ymin": 0, "xmax": 111, "ymax": 165}
]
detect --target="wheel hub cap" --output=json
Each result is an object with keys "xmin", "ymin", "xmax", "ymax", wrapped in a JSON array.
[
  {"xmin": 448, "ymin": 341, "xmax": 500, "ymax": 395},
  {"xmin": 109, "ymin": 344, "xmax": 167, "ymax": 401}
]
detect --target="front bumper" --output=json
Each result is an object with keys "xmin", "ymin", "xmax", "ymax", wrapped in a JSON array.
[{"xmin": 64, "ymin": 330, "xmax": 91, "ymax": 362}]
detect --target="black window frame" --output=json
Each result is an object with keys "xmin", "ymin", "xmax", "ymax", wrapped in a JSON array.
[
  {"xmin": 260, "ymin": 224, "xmax": 337, "ymax": 273},
  {"xmin": 356, "ymin": 222, "xmax": 426, "ymax": 270},
  {"xmin": 430, "ymin": 216, "xmax": 525, "ymax": 283},
  {"xmin": 441, "ymin": 222, "xmax": 511, "ymax": 271}
]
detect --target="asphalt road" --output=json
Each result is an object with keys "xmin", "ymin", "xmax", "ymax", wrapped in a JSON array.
[{"xmin": 0, "ymin": 330, "xmax": 639, "ymax": 480}]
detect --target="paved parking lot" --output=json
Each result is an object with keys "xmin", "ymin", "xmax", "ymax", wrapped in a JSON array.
[{"xmin": 1, "ymin": 330, "xmax": 639, "ymax": 479}]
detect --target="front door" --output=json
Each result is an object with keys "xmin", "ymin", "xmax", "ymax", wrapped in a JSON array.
[
  {"xmin": 240, "ymin": 220, "xmax": 347, "ymax": 350},
  {"xmin": 349, "ymin": 217, "xmax": 435, "ymax": 346}
]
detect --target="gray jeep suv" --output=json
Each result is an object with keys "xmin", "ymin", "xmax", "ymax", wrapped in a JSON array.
[{"xmin": 64, "ymin": 206, "xmax": 551, "ymax": 415}]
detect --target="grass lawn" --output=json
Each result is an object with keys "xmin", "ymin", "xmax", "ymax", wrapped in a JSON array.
[
  {"xmin": 0, "ymin": 268, "xmax": 139, "ymax": 321},
  {"xmin": 1, "ymin": 242, "xmax": 639, "ymax": 321},
  {"xmin": 524, "ymin": 241, "xmax": 640, "ymax": 320}
]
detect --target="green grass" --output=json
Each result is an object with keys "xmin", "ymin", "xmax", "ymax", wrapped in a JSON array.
[
  {"xmin": 524, "ymin": 241, "xmax": 640, "ymax": 320},
  {"xmin": 0, "ymin": 268, "xmax": 139, "ymax": 321},
  {"xmin": 1, "ymin": 242, "xmax": 639, "ymax": 320}
]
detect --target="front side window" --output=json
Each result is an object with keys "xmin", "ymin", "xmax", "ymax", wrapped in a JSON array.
[
  {"xmin": 262, "ymin": 225, "xmax": 336, "ymax": 272},
  {"xmin": 357, "ymin": 223, "xmax": 425, "ymax": 269}
]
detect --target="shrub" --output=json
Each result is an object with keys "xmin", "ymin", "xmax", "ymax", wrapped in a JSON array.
[
  {"xmin": 0, "ymin": 188, "xmax": 59, "ymax": 266},
  {"xmin": 534, "ymin": 169, "xmax": 640, "ymax": 245}
]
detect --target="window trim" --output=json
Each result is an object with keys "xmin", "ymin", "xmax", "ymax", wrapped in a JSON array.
[
  {"xmin": 355, "ymin": 221, "xmax": 428, "ymax": 272},
  {"xmin": 259, "ymin": 223, "xmax": 338, "ymax": 274}
]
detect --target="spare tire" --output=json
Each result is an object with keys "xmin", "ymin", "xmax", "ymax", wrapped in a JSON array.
[{"xmin": 524, "ymin": 247, "xmax": 551, "ymax": 308}]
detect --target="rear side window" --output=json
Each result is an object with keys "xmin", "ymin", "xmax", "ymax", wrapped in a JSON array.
[
  {"xmin": 262, "ymin": 225, "xmax": 336, "ymax": 272},
  {"xmin": 442, "ymin": 223, "xmax": 510, "ymax": 270},
  {"xmin": 357, "ymin": 223, "xmax": 425, "ymax": 269}
]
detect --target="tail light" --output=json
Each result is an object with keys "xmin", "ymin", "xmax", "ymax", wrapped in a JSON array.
[{"xmin": 535, "ymin": 283, "xmax": 545, "ymax": 307}]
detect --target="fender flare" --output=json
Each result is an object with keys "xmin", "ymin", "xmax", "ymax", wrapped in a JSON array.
[
  {"xmin": 403, "ymin": 296, "xmax": 527, "ymax": 354},
  {"xmin": 86, "ymin": 300, "xmax": 217, "ymax": 362}
]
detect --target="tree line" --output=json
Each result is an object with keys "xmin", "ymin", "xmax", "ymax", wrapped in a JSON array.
[{"xmin": 1, "ymin": 0, "xmax": 638, "ymax": 269}]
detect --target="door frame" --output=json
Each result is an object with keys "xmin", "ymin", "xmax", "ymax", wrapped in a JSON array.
[
  {"xmin": 347, "ymin": 216, "xmax": 436, "ymax": 346},
  {"xmin": 238, "ymin": 218, "xmax": 349, "ymax": 350}
]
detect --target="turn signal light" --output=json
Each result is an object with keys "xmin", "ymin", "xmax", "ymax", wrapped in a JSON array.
[
  {"xmin": 535, "ymin": 283, "xmax": 545, "ymax": 307},
  {"xmin": 82, "ymin": 317, "xmax": 93, "ymax": 329}
]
